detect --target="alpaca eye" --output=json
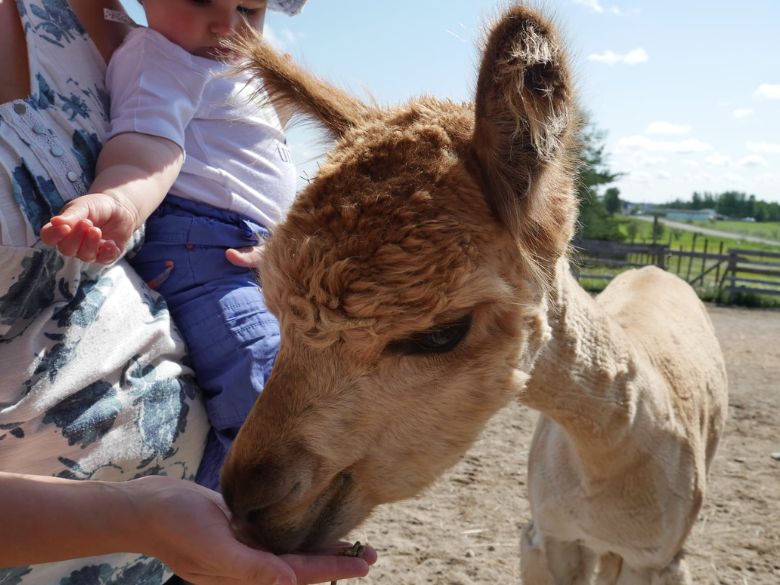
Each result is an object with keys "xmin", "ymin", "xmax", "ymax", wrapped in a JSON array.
[{"xmin": 388, "ymin": 315, "xmax": 472, "ymax": 356}]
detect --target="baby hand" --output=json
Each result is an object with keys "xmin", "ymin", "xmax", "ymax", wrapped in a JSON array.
[{"xmin": 41, "ymin": 193, "xmax": 140, "ymax": 265}]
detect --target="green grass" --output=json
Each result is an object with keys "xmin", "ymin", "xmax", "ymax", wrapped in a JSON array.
[
  {"xmin": 574, "ymin": 238, "xmax": 780, "ymax": 309},
  {"xmin": 576, "ymin": 218, "xmax": 780, "ymax": 308},
  {"xmin": 688, "ymin": 220, "xmax": 780, "ymax": 242},
  {"xmin": 577, "ymin": 270, "xmax": 780, "ymax": 309},
  {"xmin": 618, "ymin": 218, "xmax": 780, "ymax": 254}
]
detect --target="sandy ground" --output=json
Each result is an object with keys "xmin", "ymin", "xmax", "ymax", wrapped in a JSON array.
[{"xmin": 341, "ymin": 304, "xmax": 780, "ymax": 584}]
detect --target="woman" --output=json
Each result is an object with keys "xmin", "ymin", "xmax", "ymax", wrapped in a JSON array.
[{"xmin": 0, "ymin": 0, "xmax": 375, "ymax": 583}]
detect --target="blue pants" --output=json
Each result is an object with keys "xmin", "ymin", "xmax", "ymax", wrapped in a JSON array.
[{"xmin": 129, "ymin": 196, "xmax": 279, "ymax": 491}]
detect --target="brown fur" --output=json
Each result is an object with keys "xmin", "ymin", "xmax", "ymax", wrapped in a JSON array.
[{"xmin": 221, "ymin": 6, "xmax": 727, "ymax": 583}]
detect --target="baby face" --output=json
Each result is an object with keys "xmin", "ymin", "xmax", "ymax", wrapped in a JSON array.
[{"xmin": 143, "ymin": 0, "xmax": 268, "ymax": 60}]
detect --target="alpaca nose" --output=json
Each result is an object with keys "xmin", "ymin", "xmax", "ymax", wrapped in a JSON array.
[{"xmin": 220, "ymin": 442, "xmax": 318, "ymax": 545}]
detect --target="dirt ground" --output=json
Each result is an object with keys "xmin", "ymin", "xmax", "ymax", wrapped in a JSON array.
[{"xmin": 341, "ymin": 304, "xmax": 780, "ymax": 584}]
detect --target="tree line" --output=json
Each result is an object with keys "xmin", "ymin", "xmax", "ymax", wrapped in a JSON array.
[
  {"xmin": 576, "ymin": 120, "xmax": 625, "ymax": 241},
  {"xmin": 576, "ymin": 119, "xmax": 780, "ymax": 243},
  {"xmin": 663, "ymin": 191, "xmax": 780, "ymax": 222}
]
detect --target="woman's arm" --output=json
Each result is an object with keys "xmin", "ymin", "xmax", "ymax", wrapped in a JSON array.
[
  {"xmin": 41, "ymin": 132, "xmax": 184, "ymax": 263},
  {"xmin": 68, "ymin": 0, "xmax": 135, "ymax": 63},
  {"xmin": 0, "ymin": 472, "xmax": 376, "ymax": 584},
  {"xmin": 0, "ymin": 472, "xmax": 136, "ymax": 566}
]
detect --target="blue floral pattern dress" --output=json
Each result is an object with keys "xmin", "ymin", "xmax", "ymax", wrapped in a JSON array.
[{"xmin": 0, "ymin": 1, "xmax": 210, "ymax": 583}]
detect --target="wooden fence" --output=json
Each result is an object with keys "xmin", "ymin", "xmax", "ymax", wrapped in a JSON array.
[
  {"xmin": 573, "ymin": 237, "xmax": 780, "ymax": 300},
  {"xmin": 571, "ymin": 240, "xmax": 669, "ymax": 280},
  {"xmin": 719, "ymin": 249, "xmax": 780, "ymax": 301}
]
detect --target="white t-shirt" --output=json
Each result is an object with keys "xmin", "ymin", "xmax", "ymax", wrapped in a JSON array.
[{"xmin": 106, "ymin": 27, "xmax": 297, "ymax": 228}]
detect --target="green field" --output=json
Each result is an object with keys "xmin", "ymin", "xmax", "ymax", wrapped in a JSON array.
[
  {"xmin": 576, "ymin": 218, "xmax": 780, "ymax": 308},
  {"xmin": 688, "ymin": 220, "xmax": 780, "ymax": 242},
  {"xmin": 618, "ymin": 218, "xmax": 780, "ymax": 254}
]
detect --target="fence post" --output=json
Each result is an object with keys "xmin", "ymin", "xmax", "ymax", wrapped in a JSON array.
[
  {"xmin": 657, "ymin": 245, "xmax": 666, "ymax": 270},
  {"xmin": 719, "ymin": 251, "xmax": 738, "ymax": 304},
  {"xmin": 686, "ymin": 232, "xmax": 698, "ymax": 282},
  {"xmin": 700, "ymin": 240, "xmax": 708, "ymax": 285},
  {"xmin": 715, "ymin": 241, "xmax": 724, "ymax": 284},
  {"xmin": 729, "ymin": 258, "xmax": 737, "ymax": 304},
  {"xmin": 652, "ymin": 216, "xmax": 659, "ymax": 266},
  {"xmin": 676, "ymin": 245, "xmax": 682, "ymax": 274}
]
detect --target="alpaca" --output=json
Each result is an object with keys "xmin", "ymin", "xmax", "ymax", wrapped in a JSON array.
[{"xmin": 220, "ymin": 5, "xmax": 728, "ymax": 583}]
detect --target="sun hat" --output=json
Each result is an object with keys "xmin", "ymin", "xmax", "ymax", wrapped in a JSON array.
[{"xmin": 268, "ymin": 0, "xmax": 308, "ymax": 16}]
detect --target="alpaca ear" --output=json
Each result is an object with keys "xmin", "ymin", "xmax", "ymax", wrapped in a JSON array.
[
  {"xmin": 471, "ymin": 6, "xmax": 579, "ymax": 268},
  {"xmin": 232, "ymin": 31, "xmax": 371, "ymax": 137}
]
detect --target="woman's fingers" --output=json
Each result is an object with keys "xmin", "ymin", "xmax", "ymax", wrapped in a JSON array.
[
  {"xmin": 280, "ymin": 552, "xmax": 372, "ymax": 585},
  {"xmin": 303, "ymin": 542, "xmax": 377, "ymax": 564},
  {"xmin": 181, "ymin": 544, "xmax": 297, "ymax": 585},
  {"xmin": 130, "ymin": 473, "xmax": 378, "ymax": 585}
]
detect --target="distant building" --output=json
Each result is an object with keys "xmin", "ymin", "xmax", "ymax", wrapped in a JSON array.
[
  {"xmin": 623, "ymin": 202, "xmax": 657, "ymax": 215},
  {"xmin": 663, "ymin": 208, "xmax": 719, "ymax": 222}
]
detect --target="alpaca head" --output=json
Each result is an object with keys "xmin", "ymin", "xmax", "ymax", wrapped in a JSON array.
[{"xmin": 220, "ymin": 5, "xmax": 579, "ymax": 553}]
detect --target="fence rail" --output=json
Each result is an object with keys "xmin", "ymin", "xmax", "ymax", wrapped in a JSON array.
[
  {"xmin": 573, "ymin": 234, "xmax": 780, "ymax": 301},
  {"xmin": 719, "ymin": 249, "xmax": 780, "ymax": 301}
]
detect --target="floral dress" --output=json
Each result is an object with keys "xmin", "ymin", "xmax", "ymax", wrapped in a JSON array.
[{"xmin": 0, "ymin": 1, "xmax": 210, "ymax": 583}]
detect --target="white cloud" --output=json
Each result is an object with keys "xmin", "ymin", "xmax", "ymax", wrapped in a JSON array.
[
  {"xmin": 644, "ymin": 122, "xmax": 691, "ymax": 135},
  {"xmin": 738, "ymin": 154, "xmax": 768, "ymax": 167},
  {"xmin": 281, "ymin": 28, "xmax": 297, "ymax": 44},
  {"xmin": 706, "ymin": 153, "xmax": 734, "ymax": 167},
  {"xmin": 681, "ymin": 172, "xmax": 746, "ymax": 185},
  {"xmin": 625, "ymin": 171, "xmax": 652, "ymax": 183},
  {"xmin": 721, "ymin": 173, "xmax": 746, "ymax": 184},
  {"xmin": 656, "ymin": 171, "xmax": 672, "ymax": 180},
  {"xmin": 706, "ymin": 154, "xmax": 768, "ymax": 169},
  {"xmin": 573, "ymin": 0, "xmax": 636, "ymax": 15},
  {"xmin": 682, "ymin": 160, "xmax": 700, "ymax": 167},
  {"xmin": 263, "ymin": 26, "xmax": 286, "ymax": 51},
  {"xmin": 753, "ymin": 84, "xmax": 780, "ymax": 100},
  {"xmin": 682, "ymin": 173, "xmax": 715, "ymax": 183},
  {"xmin": 733, "ymin": 109, "xmax": 753, "ymax": 118},
  {"xmin": 574, "ymin": 0, "xmax": 605, "ymax": 12},
  {"xmin": 588, "ymin": 48, "xmax": 648, "ymax": 65},
  {"xmin": 746, "ymin": 141, "xmax": 780, "ymax": 155},
  {"xmin": 618, "ymin": 135, "xmax": 712, "ymax": 153},
  {"xmin": 755, "ymin": 173, "xmax": 780, "ymax": 185},
  {"xmin": 623, "ymin": 151, "xmax": 667, "ymax": 167}
]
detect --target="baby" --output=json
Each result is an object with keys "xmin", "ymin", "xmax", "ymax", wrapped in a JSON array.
[{"xmin": 41, "ymin": 0, "xmax": 308, "ymax": 491}]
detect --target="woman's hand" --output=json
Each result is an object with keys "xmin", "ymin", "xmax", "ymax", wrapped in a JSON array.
[{"xmin": 127, "ymin": 476, "xmax": 376, "ymax": 585}]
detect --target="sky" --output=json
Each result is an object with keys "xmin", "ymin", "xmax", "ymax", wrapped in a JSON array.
[{"xmin": 120, "ymin": 0, "xmax": 780, "ymax": 205}]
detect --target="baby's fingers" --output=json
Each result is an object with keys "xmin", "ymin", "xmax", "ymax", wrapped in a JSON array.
[
  {"xmin": 55, "ymin": 219, "xmax": 95, "ymax": 258},
  {"xmin": 42, "ymin": 204, "xmax": 91, "ymax": 246},
  {"xmin": 96, "ymin": 241, "xmax": 121, "ymax": 265},
  {"xmin": 226, "ymin": 245, "xmax": 263, "ymax": 269},
  {"xmin": 49, "ymin": 203, "xmax": 91, "ymax": 228},
  {"xmin": 74, "ymin": 226, "xmax": 103, "ymax": 263},
  {"xmin": 40, "ymin": 222, "xmax": 72, "ymax": 246}
]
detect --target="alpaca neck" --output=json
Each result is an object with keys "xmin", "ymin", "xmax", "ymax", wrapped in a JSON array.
[{"xmin": 521, "ymin": 260, "xmax": 656, "ymax": 453}]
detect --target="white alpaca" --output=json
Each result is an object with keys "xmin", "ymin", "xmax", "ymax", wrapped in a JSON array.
[{"xmin": 220, "ymin": 6, "xmax": 728, "ymax": 583}]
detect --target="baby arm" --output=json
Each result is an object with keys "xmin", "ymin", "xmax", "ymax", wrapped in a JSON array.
[{"xmin": 41, "ymin": 132, "xmax": 184, "ymax": 264}]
